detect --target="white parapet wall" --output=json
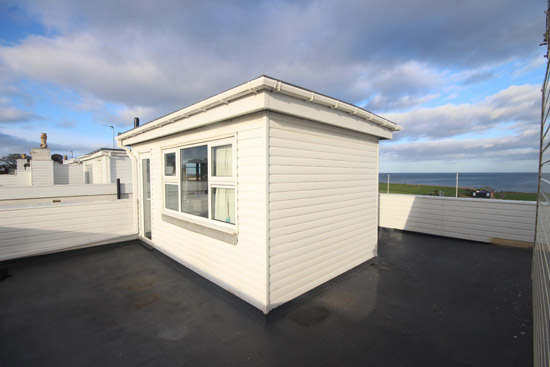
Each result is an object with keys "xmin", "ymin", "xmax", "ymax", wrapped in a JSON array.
[
  {"xmin": 379, "ymin": 193, "xmax": 536, "ymax": 246},
  {"xmin": 53, "ymin": 164, "xmax": 84, "ymax": 185},
  {"xmin": 0, "ymin": 171, "xmax": 31, "ymax": 187},
  {"xmin": 0, "ymin": 183, "xmax": 133, "ymax": 207},
  {"xmin": 0, "ymin": 199, "xmax": 137, "ymax": 261}
]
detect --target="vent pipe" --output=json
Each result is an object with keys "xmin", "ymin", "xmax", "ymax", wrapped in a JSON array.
[{"xmin": 134, "ymin": 117, "xmax": 140, "ymax": 128}]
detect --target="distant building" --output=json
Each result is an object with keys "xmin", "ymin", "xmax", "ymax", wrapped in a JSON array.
[
  {"xmin": 0, "ymin": 136, "xmax": 132, "ymax": 187},
  {"xmin": 76, "ymin": 148, "xmax": 132, "ymax": 185}
]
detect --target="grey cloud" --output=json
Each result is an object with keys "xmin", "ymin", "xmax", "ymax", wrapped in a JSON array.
[
  {"xmin": 55, "ymin": 119, "xmax": 75, "ymax": 128},
  {"xmin": 0, "ymin": 0, "xmax": 541, "ymax": 113},
  {"xmin": 0, "ymin": 132, "xmax": 35, "ymax": 154},
  {"xmin": 380, "ymin": 132, "xmax": 539, "ymax": 163},
  {"xmin": 463, "ymin": 71, "xmax": 495, "ymax": 85},
  {"xmin": 0, "ymin": 103, "xmax": 41, "ymax": 123},
  {"xmin": 19, "ymin": 0, "xmax": 542, "ymax": 68},
  {"xmin": 0, "ymin": 0, "xmax": 544, "ymax": 167},
  {"xmin": 385, "ymin": 84, "xmax": 540, "ymax": 140},
  {"xmin": 102, "ymin": 105, "xmax": 156, "ymax": 128},
  {"xmin": 0, "ymin": 131, "xmax": 97, "ymax": 157}
]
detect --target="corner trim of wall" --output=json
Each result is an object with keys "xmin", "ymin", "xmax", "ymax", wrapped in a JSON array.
[{"xmin": 264, "ymin": 111, "xmax": 271, "ymax": 314}]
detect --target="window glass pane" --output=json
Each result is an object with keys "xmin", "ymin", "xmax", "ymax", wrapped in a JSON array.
[
  {"xmin": 165, "ymin": 184, "xmax": 178, "ymax": 210},
  {"xmin": 212, "ymin": 187, "xmax": 235, "ymax": 224},
  {"xmin": 181, "ymin": 146, "xmax": 208, "ymax": 218},
  {"xmin": 164, "ymin": 153, "xmax": 176, "ymax": 176},
  {"xmin": 212, "ymin": 144, "xmax": 232, "ymax": 177}
]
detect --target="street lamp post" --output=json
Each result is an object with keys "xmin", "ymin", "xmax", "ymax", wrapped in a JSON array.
[{"xmin": 102, "ymin": 125, "xmax": 115, "ymax": 149}]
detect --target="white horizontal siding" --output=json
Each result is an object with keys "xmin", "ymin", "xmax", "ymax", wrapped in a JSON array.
[
  {"xmin": 534, "ymin": 199, "xmax": 550, "ymax": 367},
  {"xmin": 84, "ymin": 159, "xmax": 103, "ymax": 184},
  {"xmin": 268, "ymin": 113, "xmax": 379, "ymax": 309},
  {"xmin": 54, "ymin": 164, "xmax": 84, "ymax": 184},
  {"xmin": 535, "ymin": 60, "xmax": 550, "ymax": 367},
  {"xmin": 0, "ymin": 172, "xmax": 31, "ymax": 187},
  {"xmin": 0, "ymin": 184, "xmax": 118, "ymax": 200},
  {"xmin": 134, "ymin": 114, "xmax": 268, "ymax": 312},
  {"xmin": 0, "ymin": 199, "xmax": 136, "ymax": 261},
  {"xmin": 379, "ymin": 194, "xmax": 536, "ymax": 244},
  {"xmin": 31, "ymin": 160, "xmax": 54, "ymax": 186},
  {"xmin": 110, "ymin": 156, "xmax": 132, "ymax": 184}
]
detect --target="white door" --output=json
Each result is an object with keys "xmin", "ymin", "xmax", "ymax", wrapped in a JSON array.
[{"xmin": 140, "ymin": 154, "xmax": 152, "ymax": 240}]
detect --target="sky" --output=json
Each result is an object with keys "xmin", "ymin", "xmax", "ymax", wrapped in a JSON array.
[{"xmin": 0, "ymin": 0, "xmax": 546, "ymax": 172}]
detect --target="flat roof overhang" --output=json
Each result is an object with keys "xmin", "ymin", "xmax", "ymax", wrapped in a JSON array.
[{"xmin": 117, "ymin": 76, "xmax": 401, "ymax": 147}]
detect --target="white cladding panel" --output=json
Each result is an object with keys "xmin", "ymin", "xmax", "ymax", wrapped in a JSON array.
[
  {"xmin": 83, "ymin": 158, "xmax": 104, "ymax": 184},
  {"xmin": 268, "ymin": 113, "xmax": 379, "ymax": 309},
  {"xmin": 0, "ymin": 172, "xmax": 31, "ymax": 187},
  {"xmin": 110, "ymin": 155, "xmax": 132, "ymax": 184},
  {"xmin": 535, "ymin": 35, "xmax": 550, "ymax": 366},
  {"xmin": 134, "ymin": 114, "xmax": 268, "ymax": 312},
  {"xmin": 31, "ymin": 160, "xmax": 54, "ymax": 186},
  {"xmin": 54, "ymin": 164, "xmax": 84, "ymax": 185},
  {"xmin": 379, "ymin": 194, "xmax": 536, "ymax": 243},
  {"xmin": 0, "ymin": 199, "xmax": 135, "ymax": 261},
  {"xmin": 534, "ymin": 180, "xmax": 550, "ymax": 367}
]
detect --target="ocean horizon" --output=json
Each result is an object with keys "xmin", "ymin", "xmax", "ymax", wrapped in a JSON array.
[{"xmin": 379, "ymin": 172, "xmax": 538, "ymax": 193}]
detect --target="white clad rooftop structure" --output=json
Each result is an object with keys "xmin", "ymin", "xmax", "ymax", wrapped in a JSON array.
[
  {"xmin": 117, "ymin": 75, "xmax": 400, "ymax": 313},
  {"xmin": 77, "ymin": 148, "xmax": 132, "ymax": 186}
]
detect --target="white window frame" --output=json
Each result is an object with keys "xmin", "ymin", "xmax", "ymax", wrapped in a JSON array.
[
  {"xmin": 163, "ymin": 149, "xmax": 180, "ymax": 211},
  {"xmin": 162, "ymin": 136, "xmax": 237, "ymax": 230}
]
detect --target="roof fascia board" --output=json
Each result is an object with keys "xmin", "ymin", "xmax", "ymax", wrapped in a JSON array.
[
  {"xmin": 265, "ymin": 92, "xmax": 393, "ymax": 139},
  {"xmin": 121, "ymin": 92, "xmax": 267, "ymax": 146},
  {"xmin": 117, "ymin": 76, "xmax": 400, "ymax": 145},
  {"xmin": 78, "ymin": 151, "xmax": 107, "ymax": 161},
  {"xmin": 117, "ymin": 77, "xmax": 270, "ymax": 144}
]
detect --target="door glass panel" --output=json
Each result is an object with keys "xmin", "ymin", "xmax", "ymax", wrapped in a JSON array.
[{"xmin": 142, "ymin": 158, "xmax": 152, "ymax": 239}]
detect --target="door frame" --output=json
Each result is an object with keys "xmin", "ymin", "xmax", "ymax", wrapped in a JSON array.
[{"xmin": 138, "ymin": 152, "xmax": 153, "ymax": 243}]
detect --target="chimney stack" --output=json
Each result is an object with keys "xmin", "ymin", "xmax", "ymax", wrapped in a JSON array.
[{"xmin": 40, "ymin": 133, "xmax": 48, "ymax": 148}]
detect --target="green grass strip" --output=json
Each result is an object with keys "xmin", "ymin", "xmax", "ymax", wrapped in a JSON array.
[{"xmin": 378, "ymin": 182, "xmax": 537, "ymax": 202}]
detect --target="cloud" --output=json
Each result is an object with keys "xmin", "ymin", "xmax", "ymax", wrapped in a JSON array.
[
  {"xmin": 16, "ymin": 0, "xmax": 543, "ymax": 67},
  {"xmin": 0, "ymin": 0, "xmax": 544, "ymax": 173},
  {"xmin": 356, "ymin": 61, "xmax": 445, "ymax": 112},
  {"xmin": 103, "ymin": 105, "xmax": 156, "ymax": 128},
  {"xmin": 0, "ymin": 0, "xmax": 543, "ymax": 117},
  {"xmin": 380, "ymin": 130, "xmax": 539, "ymax": 163},
  {"xmin": 0, "ymin": 131, "xmax": 98, "ymax": 157},
  {"xmin": 0, "ymin": 34, "xmax": 183, "ymax": 107},
  {"xmin": 386, "ymin": 84, "xmax": 540, "ymax": 140},
  {"xmin": 55, "ymin": 119, "xmax": 75, "ymax": 128},
  {"xmin": 514, "ymin": 55, "xmax": 546, "ymax": 77},
  {"xmin": 462, "ymin": 71, "xmax": 495, "ymax": 85},
  {"xmin": 0, "ymin": 132, "xmax": 35, "ymax": 154},
  {"xmin": 0, "ymin": 105, "xmax": 37, "ymax": 123},
  {"xmin": 0, "ymin": 97, "xmax": 41, "ymax": 123}
]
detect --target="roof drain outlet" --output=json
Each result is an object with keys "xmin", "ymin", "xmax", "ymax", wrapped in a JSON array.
[{"xmin": 134, "ymin": 117, "xmax": 140, "ymax": 128}]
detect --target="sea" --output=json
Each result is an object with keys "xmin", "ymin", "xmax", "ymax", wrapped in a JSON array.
[{"xmin": 379, "ymin": 172, "xmax": 539, "ymax": 193}]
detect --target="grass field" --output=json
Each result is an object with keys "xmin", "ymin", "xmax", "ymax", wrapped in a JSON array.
[{"xmin": 378, "ymin": 182, "xmax": 537, "ymax": 201}]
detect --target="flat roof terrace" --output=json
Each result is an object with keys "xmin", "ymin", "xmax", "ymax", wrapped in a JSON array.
[{"xmin": 0, "ymin": 228, "xmax": 532, "ymax": 367}]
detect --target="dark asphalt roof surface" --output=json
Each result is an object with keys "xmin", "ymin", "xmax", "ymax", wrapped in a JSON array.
[{"xmin": 0, "ymin": 228, "xmax": 532, "ymax": 367}]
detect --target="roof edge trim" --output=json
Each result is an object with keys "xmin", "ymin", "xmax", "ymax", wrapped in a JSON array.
[{"xmin": 117, "ymin": 76, "xmax": 401, "ymax": 143}]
